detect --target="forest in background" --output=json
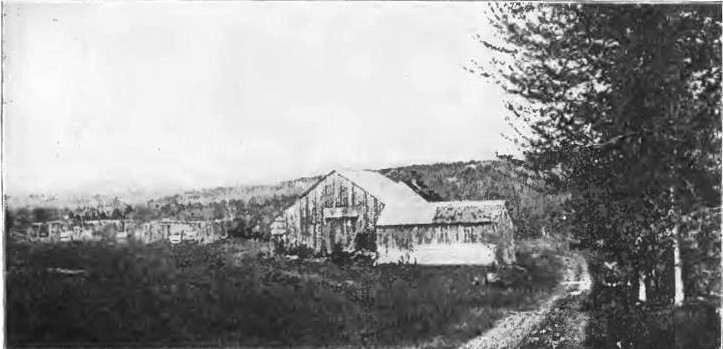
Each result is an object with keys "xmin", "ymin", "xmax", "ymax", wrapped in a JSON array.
[{"xmin": 5, "ymin": 159, "xmax": 565, "ymax": 241}]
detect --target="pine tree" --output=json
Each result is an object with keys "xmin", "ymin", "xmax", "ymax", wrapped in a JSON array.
[{"xmin": 476, "ymin": 3, "xmax": 721, "ymax": 347}]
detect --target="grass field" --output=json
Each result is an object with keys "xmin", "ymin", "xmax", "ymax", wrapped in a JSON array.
[{"xmin": 6, "ymin": 238, "xmax": 565, "ymax": 347}]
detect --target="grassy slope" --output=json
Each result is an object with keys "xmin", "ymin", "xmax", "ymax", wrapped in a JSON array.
[{"xmin": 6, "ymin": 238, "xmax": 564, "ymax": 347}]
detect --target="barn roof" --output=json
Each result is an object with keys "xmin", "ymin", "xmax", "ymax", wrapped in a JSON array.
[
  {"xmin": 376, "ymin": 200, "xmax": 507, "ymax": 227},
  {"xmin": 335, "ymin": 169, "xmax": 427, "ymax": 206}
]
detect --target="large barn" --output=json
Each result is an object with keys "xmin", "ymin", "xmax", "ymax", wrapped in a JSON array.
[{"xmin": 270, "ymin": 169, "xmax": 515, "ymax": 265}]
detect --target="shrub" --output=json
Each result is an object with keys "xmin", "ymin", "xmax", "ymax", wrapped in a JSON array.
[
  {"xmin": 6, "ymin": 238, "xmax": 566, "ymax": 347},
  {"xmin": 272, "ymin": 239, "xmax": 317, "ymax": 259},
  {"xmin": 353, "ymin": 230, "xmax": 376, "ymax": 252},
  {"xmin": 675, "ymin": 301, "xmax": 721, "ymax": 349},
  {"xmin": 329, "ymin": 242, "xmax": 353, "ymax": 265},
  {"xmin": 584, "ymin": 285, "xmax": 676, "ymax": 349}
]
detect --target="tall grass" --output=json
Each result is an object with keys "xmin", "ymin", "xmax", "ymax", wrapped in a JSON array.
[{"xmin": 7, "ymin": 238, "xmax": 564, "ymax": 347}]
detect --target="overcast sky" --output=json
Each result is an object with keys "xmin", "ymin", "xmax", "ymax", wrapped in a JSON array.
[{"xmin": 3, "ymin": 1, "xmax": 516, "ymax": 197}]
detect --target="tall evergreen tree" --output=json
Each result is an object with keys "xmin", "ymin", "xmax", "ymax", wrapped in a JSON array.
[{"xmin": 476, "ymin": 4, "xmax": 720, "ymax": 347}]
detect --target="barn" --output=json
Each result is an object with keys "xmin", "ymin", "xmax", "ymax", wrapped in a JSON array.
[{"xmin": 270, "ymin": 169, "xmax": 515, "ymax": 266}]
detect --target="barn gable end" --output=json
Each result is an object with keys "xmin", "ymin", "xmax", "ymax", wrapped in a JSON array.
[{"xmin": 271, "ymin": 169, "xmax": 420, "ymax": 254}]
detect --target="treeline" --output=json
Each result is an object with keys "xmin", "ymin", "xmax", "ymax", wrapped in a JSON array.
[
  {"xmin": 5, "ymin": 194, "xmax": 299, "ymax": 241},
  {"xmin": 478, "ymin": 4, "xmax": 721, "ymax": 348},
  {"xmin": 6, "ymin": 205, "xmax": 137, "ymax": 228},
  {"xmin": 148, "ymin": 176, "xmax": 320, "ymax": 207},
  {"xmin": 381, "ymin": 159, "xmax": 568, "ymax": 239},
  {"xmin": 149, "ymin": 160, "xmax": 569, "ymax": 240},
  {"xmin": 5, "ymin": 176, "xmax": 321, "ymax": 240},
  {"xmin": 146, "ymin": 194, "xmax": 300, "ymax": 239},
  {"xmin": 7, "ymin": 161, "xmax": 565, "ymax": 241}
]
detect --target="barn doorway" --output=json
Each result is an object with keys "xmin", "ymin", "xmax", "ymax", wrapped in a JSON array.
[{"xmin": 325, "ymin": 217, "xmax": 357, "ymax": 251}]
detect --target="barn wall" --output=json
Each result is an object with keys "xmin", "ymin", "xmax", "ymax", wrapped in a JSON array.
[
  {"xmin": 496, "ymin": 210, "xmax": 516, "ymax": 264},
  {"xmin": 276, "ymin": 172, "xmax": 384, "ymax": 255},
  {"xmin": 376, "ymin": 222, "xmax": 514, "ymax": 265}
]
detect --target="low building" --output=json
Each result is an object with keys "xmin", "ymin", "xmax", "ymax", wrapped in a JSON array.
[
  {"xmin": 375, "ymin": 200, "xmax": 515, "ymax": 265},
  {"xmin": 271, "ymin": 169, "xmax": 515, "ymax": 266}
]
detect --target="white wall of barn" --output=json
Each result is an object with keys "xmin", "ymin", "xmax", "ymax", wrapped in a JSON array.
[
  {"xmin": 376, "ymin": 241, "xmax": 497, "ymax": 265},
  {"xmin": 376, "ymin": 223, "xmax": 505, "ymax": 266}
]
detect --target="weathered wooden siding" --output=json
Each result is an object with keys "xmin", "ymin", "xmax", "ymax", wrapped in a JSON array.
[
  {"xmin": 495, "ymin": 210, "xmax": 516, "ymax": 264},
  {"xmin": 276, "ymin": 172, "xmax": 385, "ymax": 254},
  {"xmin": 376, "ymin": 214, "xmax": 515, "ymax": 265}
]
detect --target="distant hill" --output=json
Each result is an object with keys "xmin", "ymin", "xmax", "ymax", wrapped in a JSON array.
[
  {"xmin": 6, "ymin": 190, "xmax": 163, "ymax": 210},
  {"xmin": 142, "ymin": 160, "xmax": 565, "ymax": 239},
  {"xmin": 148, "ymin": 176, "xmax": 321, "ymax": 207},
  {"xmin": 5, "ymin": 177, "xmax": 320, "ymax": 213},
  {"xmin": 5, "ymin": 160, "xmax": 567, "ymax": 239},
  {"xmin": 379, "ymin": 160, "xmax": 568, "ymax": 239}
]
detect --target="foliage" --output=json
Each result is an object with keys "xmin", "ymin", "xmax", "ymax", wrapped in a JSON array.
[
  {"xmin": 353, "ymin": 229, "xmax": 377, "ymax": 252},
  {"xmin": 6, "ymin": 238, "xmax": 564, "ymax": 347},
  {"xmin": 680, "ymin": 208, "xmax": 722, "ymax": 298},
  {"xmin": 8, "ymin": 161, "xmax": 567, "ymax": 242},
  {"xmin": 673, "ymin": 301, "xmax": 721, "ymax": 349},
  {"xmin": 329, "ymin": 242, "xmax": 353, "ymax": 265},
  {"xmin": 273, "ymin": 239, "xmax": 318, "ymax": 259},
  {"xmin": 381, "ymin": 160, "xmax": 568, "ymax": 239},
  {"xmin": 5, "ymin": 177, "xmax": 318, "ymax": 240},
  {"xmin": 477, "ymin": 3, "xmax": 721, "ymax": 347}
]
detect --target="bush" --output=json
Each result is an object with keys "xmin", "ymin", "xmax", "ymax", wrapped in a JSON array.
[
  {"xmin": 353, "ymin": 230, "xmax": 376, "ymax": 252},
  {"xmin": 6, "ymin": 240, "xmax": 365, "ymax": 346},
  {"xmin": 675, "ymin": 301, "xmax": 721, "ymax": 349},
  {"xmin": 329, "ymin": 243, "xmax": 353, "ymax": 265},
  {"xmin": 272, "ymin": 239, "xmax": 317, "ymax": 259},
  {"xmin": 6, "ymin": 238, "xmax": 566, "ymax": 347},
  {"xmin": 584, "ymin": 286, "xmax": 676, "ymax": 349},
  {"xmin": 582, "ymin": 256, "xmax": 720, "ymax": 349},
  {"xmin": 512, "ymin": 238, "xmax": 566, "ymax": 287}
]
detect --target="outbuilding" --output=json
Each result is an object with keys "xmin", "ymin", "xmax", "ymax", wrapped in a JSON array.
[
  {"xmin": 375, "ymin": 200, "xmax": 515, "ymax": 265},
  {"xmin": 271, "ymin": 169, "xmax": 515, "ymax": 266}
]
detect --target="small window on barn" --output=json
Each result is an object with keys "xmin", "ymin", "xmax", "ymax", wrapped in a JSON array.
[
  {"xmin": 339, "ymin": 185, "xmax": 348, "ymax": 207},
  {"xmin": 324, "ymin": 183, "xmax": 334, "ymax": 206}
]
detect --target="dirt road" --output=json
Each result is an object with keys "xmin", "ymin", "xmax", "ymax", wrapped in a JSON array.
[
  {"xmin": 459, "ymin": 253, "xmax": 591, "ymax": 349},
  {"xmin": 516, "ymin": 288, "xmax": 590, "ymax": 349}
]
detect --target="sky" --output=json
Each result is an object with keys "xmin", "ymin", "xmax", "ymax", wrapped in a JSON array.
[{"xmin": 3, "ymin": 1, "xmax": 517, "ymax": 197}]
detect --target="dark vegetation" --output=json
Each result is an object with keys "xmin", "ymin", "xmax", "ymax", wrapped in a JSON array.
[
  {"xmin": 478, "ymin": 3, "xmax": 721, "ymax": 348},
  {"xmin": 6, "ymin": 238, "xmax": 564, "ymax": 347},
  {"xmin": 4, "ymin": 161, "xmax": 570, "ymax": 346},
  {"xmin": 381, "ymin": 160, "xmax": 568, "ymax": 239},
  {"xmin": 5, "ymin": 178, "xmax": 318, "ymax": 240}
]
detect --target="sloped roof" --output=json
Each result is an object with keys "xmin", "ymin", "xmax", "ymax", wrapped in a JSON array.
[
  {"xmin": 335, "ymin": 169, "xmax": 427, "ymax": 206},
  {"xmin": 271, "ymin": 169, "xmax": 425, "ymax": 223},
  {"xmin": 375, "ymin": 203, "xmax": 437, "ymax": 226},
  {"xmin": 376, "ymin": 200, "xmax": 507, "ymax": 227}
]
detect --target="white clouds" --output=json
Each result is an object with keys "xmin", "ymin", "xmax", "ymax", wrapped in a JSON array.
[{"xmin": 4, "ymin": 2, "xmax": 516, "ymax": 196}]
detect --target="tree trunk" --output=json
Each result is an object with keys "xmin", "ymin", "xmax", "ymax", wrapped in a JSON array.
[
  {"xmin": 672, "ymin": 221, "xmax": 684, "ymax": 306},
  {"xmin": 639, "ymin": 273, "xmax": 647, "ymax": 302},
  {"xmin": 669, "ymin": 183, "xmax": 685, "ymax": 306}
]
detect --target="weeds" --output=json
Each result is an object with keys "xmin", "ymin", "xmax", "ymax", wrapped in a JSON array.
[{"xmin": 6, "ymin": 238, "xmax": 564, "ymax": 347}]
